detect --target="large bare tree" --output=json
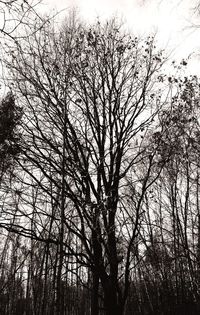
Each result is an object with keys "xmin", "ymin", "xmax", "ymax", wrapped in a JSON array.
[{"xmin": 2, "ymin": 16, "xmax": 168, "ymax": 315}]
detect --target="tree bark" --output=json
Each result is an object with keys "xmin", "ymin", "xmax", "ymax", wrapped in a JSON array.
[
  {"xmin": 91, "ymin": 271, "xmax": 100, "ymax": 315},
  {"xmin": 102, "ymin": 277, "xmax": 124, "ymax": 315}
]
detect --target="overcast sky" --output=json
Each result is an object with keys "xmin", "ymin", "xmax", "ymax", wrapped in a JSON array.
[
  {"xmin": 14, "ymin": 0, "xmax": 197, "ymax": 74},
  {"xmin": 39, "ymin": 0, "xmax": 200, "ymax": 72}
]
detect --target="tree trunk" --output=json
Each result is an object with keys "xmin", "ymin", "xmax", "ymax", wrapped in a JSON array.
[
  {"xmin": 103, "ymin": 278, "xmax": 124, "ymax": 315},
  {"xmin": 91, "ymin": 271, "xmax": 99, "ymax": 315}
]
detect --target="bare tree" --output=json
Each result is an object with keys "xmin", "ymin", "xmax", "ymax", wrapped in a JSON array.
[{"xmin": 2, "ymin": 15, "xmax": 170, "ymax": 315}]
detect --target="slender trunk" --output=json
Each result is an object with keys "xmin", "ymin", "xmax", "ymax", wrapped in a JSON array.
[
  {"xmin": 56, "ymin": 102, "xmax": 67, "ymax": 315},
  {"xmin": 197, "ymin": 172, "xmax": 200, "ymax": 272},
  {"xmin": 56, "ymin": 185, "xmax": 65, "ymax": 315}
]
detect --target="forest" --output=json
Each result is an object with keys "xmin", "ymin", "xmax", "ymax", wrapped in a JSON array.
[{"xmin": 0, "ymin": 1, "xmax": 200, "ymax": 315}]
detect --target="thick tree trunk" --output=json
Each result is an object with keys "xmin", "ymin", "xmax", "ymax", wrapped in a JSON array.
[
  {"xmin": 91, "ymin": 271, "xmax": 99, "ymax": 315},
  {"xmin": 103, "ymin": 278, "xmax": 124, "ymax": 315},
  {"xmin": 101, "ymin": 201, "xmax": 124, "ymax": 315},
  {"xmin": 91, "ymin": 206, "xmax": 103, "ymax": 315}
]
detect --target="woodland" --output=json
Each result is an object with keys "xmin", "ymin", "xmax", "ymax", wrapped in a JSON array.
[{"xmin": 0, "ymin": 1, "xmax": 200, "ymax": 315}]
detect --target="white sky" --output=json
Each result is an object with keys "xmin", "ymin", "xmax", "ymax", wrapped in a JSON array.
[
  {"xmin": 38, "ymin": 0, "xmax": 200, "ymax": 73},
  {"xmin": 0, "ymin": 1, "xmax": 198, "ymax": 77}
]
